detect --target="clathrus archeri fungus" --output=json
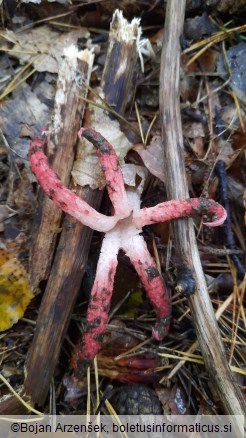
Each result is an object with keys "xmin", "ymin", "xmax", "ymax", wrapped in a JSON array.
[{"xmin": 30, "ymin": 128, "xmax": 227, "ymax": 365}]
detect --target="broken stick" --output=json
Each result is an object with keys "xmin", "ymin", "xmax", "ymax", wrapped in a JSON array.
[{"xmin": 29, "ymin": 47, "xmax": 94, "ymax": 290}]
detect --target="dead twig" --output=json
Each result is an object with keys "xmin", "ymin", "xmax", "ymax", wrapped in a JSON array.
[
  {"xmin": 159, "ymin": 0, "xmax": 245, "ymax": 418},
  {"xmin": 29, "ymin": 47, "xmax": 94, "ymax": 290}
]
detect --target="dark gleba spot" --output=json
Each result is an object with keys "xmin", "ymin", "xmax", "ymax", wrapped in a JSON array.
[
  {"xmin": 102, "ymin": 287, "xmax": 111, "ymax": 296},
  {"xmin": 93, "ymin": 333, "xmax": 104, "ymax": 343},
  {"xmin": 146, "ymin": 267, "xmax": 160, "ymax": 279},
  {"xmin": 108, "ymin": 267, "xmax": 115, "ymax": 282},
  {"xmin": 99, "ymin": 145, "xmax": 111, "ymax": 154},
  {"xmin": 48, "ymin": 188, "xmax": 55, "ymax": 199},
  {"xmin": 193, "ymin": 199, "xmax": 213, "ymax": 214},
  {"xmin": 103, "ymin": 303, "xmax": 110, "ymax": 313},
  {"xmin": 86, "ymin": 317, "xmax": 102, "ymax": 331},
  {"xmin": 30, "ymin": 145, "xmax": 43, "ymax": 154},
  {"xmin": 88, "ymin": 304, "xmax": 98, "ymax": 310},
  {"xmin": 60, "ymin": 201, "xmax": 67, "ymax": 209}
]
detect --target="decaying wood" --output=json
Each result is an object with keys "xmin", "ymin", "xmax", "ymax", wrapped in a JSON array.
[
  {"xmin": 29, "ymin": 47, "xmax": 94, "ymax": 291},
  {"xmin": 101, "ymin": 11, "xmax": 141, "ymax": 115},
  {"xmin": 159, "ymin": 0, "xmax": 245, "ymax": 418},
  {"xmin": 22, "ymin": 10, "xmax": 141, "ymax": 407}
]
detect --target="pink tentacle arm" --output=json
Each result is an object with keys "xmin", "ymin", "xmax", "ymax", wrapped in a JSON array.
[
  {"xmin": 122, "ymin": 234, "xmax": 171, "ymax": 340},
  {"xmin": 78, "ymin": 128, "xmax": 131, "ymax": 218},
  {"xmin": 29, "ymin": 134, "xmax": 120, "ymax": 233},
  {"xmin": 72, "ymin": 231, "xmax": 121, "ymax": 368},
  {"xmin": 133, "ymin": 198, "xmax": 227, "ymax": 229}
]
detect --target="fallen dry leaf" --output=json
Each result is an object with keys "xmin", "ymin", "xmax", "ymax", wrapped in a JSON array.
[
  {"xmin": 134, "ymin": 135, "xmax": 165, "ymax": 182},
  {"xmin": 121, "ymin": 163, "xmax": 148, "ymax": 194},
  {"xmin": 1, "ymin": 27, "xmax": 89, "ymax": 73},
  {"xmin": 0, "ymin": 83, "xmax": 50, "ymax": 158},
  {"xmin": 0, "ymin": 248, "xmax": 33, "ymax": 331}
]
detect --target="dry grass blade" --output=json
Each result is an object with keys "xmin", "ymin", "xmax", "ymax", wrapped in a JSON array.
[
  {"xmin": 79, "ymin": 79, "xmax": 139, "ymax": 136},
  {"xmin": 184, "ymin": 23, "xmax": 246, "ymax": 66},
  {"xmin": 0, "ymin": 56, "xmax": 39, "ymax": 101},
  {"xmin": 164, "ymin": 284, "xmax": 246, "ymax": 383},
  {"xmin": 0, "ymin": 49, "xmax": 37, "ymax": 55},
  {"xmin": 114, "ymin": 338, "xmax": 152, "ymax": 361},
  {"xmin": 0, "ymin": 374, "xmax": 43, "ymax": 415},
  {"xmin": 86, "ymin": 366, "xmax": 91, "ymax": 421},
  {"xmin": 230, "ymin": 366, "xmax": 246, "ymax": 375},
  {"xmin": 183, "ymin": 24, "xmax": 246, "ymax": 55},
  {"xmin": 0, "ymin": 31, "xmax": 17, "ymax": 44},
  {"xmin": 158, "ymin": 351, "xmax": 204, "ymax": 365},
  {"xmin": 144, "ymin": 111, "xmax": 158, "ymax": 145},
  {"xmin": 104, "ymin": 399, "xmax": 128, "ymax": 438},
  {"xmin": 135, "ymin": 101, "xmax": 145, "ymax": 143},
  {"xmin": 228, "ymin": 263, "xmax": 246, "ymax": 362},
  {"xmin": 94, "ymin": 356, "xmax": 100, "ymax": 413},
  {"xmin": 17, "ymin": 11, "xmax": 76, "ymax": 33},
  {"xmin": 158, "ymin": 351, "xmax": 245, "ymax": 374},
  {"xmin": 231, "ymin": 90, "xmax": 245, "ymax": 131}
]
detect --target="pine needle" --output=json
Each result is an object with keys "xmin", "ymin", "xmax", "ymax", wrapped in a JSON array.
[
  {"xmin": 0, "ymin": 56, "xmax": 39, "ymax": 101},
  {"xmin": 144, "ymin": 111, "xmax": 158, "ymax": 145},
  {"xmin": 79, "ymin": 79, "xmax": 139, "ymax": 135},
  {"xmin": 135, "ymin": 101, "xmax": 145, "ymax": 143},
  {"xmin": 86, "ymin": 365, "xmax": 91, "ymax": 423},
  {"xmin": 184, "ymin": 23, "xmax": 246, "ymax": 66}
]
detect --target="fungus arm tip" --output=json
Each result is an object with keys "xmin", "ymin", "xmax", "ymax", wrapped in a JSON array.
[
  {"xmin": 122, "ymin": 234, "xmax": 171, "ymax": 340},
  {"xmin": 133, "ymin": 198, "xmax": 227, "ymax": 229},
  {"xmin": 78, "ymin": 128, "xmax": 131, "ymax": 219},
  {"xmin": 29, "ymin": 133, "xmax": 118, "ymax": 232},
  {"xmin": 72, "ymin": 233, "xmax": 120, "ymax": 368}
]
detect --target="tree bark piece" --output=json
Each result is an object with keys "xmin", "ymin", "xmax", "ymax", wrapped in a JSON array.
[
  {"xmin": 23, "ymin": 10, "xmax": 141, "ymax": 407},
  {"xmin": 100, "ymin": 10, "xmax": 141, "ymax": 115},
  {"xmin": 29, "ymin": 47, "xmax": 94, "ymax": 291},
  {"xmin": 159, "ymin": 0, "xmax": 245, "ymax": 417}
]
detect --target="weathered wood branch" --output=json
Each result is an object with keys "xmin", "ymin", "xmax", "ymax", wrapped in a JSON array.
[
  {"xmin": 159, "ymin": 0, "xmax": 245, "ymax": 418},
  {"xmin": 29, "ymin": 47, "xmax": 93, "ymax": 291}
]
